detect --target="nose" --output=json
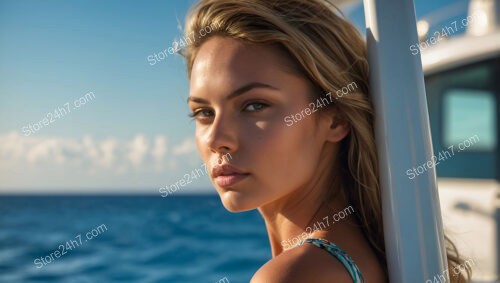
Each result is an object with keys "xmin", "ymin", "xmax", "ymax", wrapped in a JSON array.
[{"xmin": 204, "ymin": 114, "xmax": 237, "ymax": 157}]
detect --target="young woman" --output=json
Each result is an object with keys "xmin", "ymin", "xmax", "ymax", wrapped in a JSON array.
[{"xmin": 182, "ymin": 0, "xmax": 471, "ymax": 282}]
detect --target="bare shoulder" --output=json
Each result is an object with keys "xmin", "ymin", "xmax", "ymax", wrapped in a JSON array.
[{"xmin": 250, "ymin": 244, "xmax": 354, "ymax": 283}]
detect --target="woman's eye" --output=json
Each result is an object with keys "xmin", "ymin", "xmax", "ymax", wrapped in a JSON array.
[
  {"xmin": 189, "ymin": 109, "xmax": 214, "ymax": 120},
  {"xmin": 244, "ymin": 102, "xmax": 268, "ymax": 112},
  {"xmin": 188, "ymin": 102, "xmax": 268, "ymax": 122}
]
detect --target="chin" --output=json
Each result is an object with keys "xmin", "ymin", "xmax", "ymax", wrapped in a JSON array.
[{"xmin": 218, "ymin": 190, "xmax": 258, "ymax": 212}]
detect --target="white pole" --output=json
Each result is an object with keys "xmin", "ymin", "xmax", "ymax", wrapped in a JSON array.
[{"xmin": 361, "ymin": 0, "xmax": 449, "ymax": 281}]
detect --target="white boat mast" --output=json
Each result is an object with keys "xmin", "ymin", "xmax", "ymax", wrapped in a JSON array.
[{"xmin": 362, "ymin": 0, "xmax": 448, "ymax": 281}]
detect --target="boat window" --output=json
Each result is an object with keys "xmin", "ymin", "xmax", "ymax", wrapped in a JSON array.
[
  {"xmin": 425, "ymin": 56, "xmax": 499, "ymax": 179},
  {"xmin": 443, "ymin": 89, "xmax": 496, "ymax": 151}
]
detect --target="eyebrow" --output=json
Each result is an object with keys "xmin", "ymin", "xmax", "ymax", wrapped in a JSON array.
[{"xmin": 187, "ymin": 82, "xmax": 278, "ymax": 104}]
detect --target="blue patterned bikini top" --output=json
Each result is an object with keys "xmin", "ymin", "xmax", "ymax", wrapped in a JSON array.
[{"xmin": 294, "ymin": 238, "xmax": 364, "ymax": 282}]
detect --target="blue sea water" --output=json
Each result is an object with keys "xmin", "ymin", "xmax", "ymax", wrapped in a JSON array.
[{"xmin": 0, "ymin": 195, "xmax": 271, "ymax": 283}]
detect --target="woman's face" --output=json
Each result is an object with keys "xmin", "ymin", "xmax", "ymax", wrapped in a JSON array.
[{"xmin": 188, "ymin": 36, "xmax": 341, "ymax": 212}]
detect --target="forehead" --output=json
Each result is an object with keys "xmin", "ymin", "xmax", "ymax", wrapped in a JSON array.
[{"xmin": 189, "ymin": 36, "xmax": 300, "ymax": 94}]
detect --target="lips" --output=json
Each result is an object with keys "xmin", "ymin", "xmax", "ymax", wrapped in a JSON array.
[{"xmin": 212, "ymin": 164, "xmax": 250, "ymax": 187}]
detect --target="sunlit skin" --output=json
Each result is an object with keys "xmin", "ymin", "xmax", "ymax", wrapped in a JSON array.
[{"xmin": 188, "ymin": 36, "xmax": 386, "ymax": 282}]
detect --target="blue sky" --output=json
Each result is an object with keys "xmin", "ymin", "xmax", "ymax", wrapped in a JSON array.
[{"xmin": 0, "ymin": 0, "xmax": 468, "ymax": 194}]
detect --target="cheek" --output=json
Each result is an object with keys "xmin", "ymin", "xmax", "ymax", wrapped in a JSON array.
[{"xmin": 252, "ymin": 119, "xmax": 320, "ymax": 192}]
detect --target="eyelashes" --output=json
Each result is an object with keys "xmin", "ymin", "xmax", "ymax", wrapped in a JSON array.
[
  {"xmin": 188, "ymin": 101, "xmax": 270, "ymax": 122},
  {"xmin": 244, "ymin": 102, "xmax": 268, "ymax": 112},
  {"xmin": 188, "ymin": 109, "xmax": 214, "ymax": 120}
]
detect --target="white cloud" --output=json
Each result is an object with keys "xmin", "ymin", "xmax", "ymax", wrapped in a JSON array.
[
  {"xmin": 0, "ymin": 131, "xmax": 210, "ymax": 190},
  {"xmin": 126, "ymin": 134, "xmax": 149, "ymax": 167},
  {"xmin": 26, "ymin": 138, "xmax": 56, "ymax": 164},
  {"xmin": 172, "ymin": 138, "xmax": 196, "ymax": 155},
  {"xmin": 99, "ymin": 138, "xmax": 118, "ymax": 168},
  {"xmin": 0, "ymin": 131, "xmax": 197, "ymax": 173},
  {"xmin": 151, "ymin": 136, "xmax": 167, "ymax": 171}
]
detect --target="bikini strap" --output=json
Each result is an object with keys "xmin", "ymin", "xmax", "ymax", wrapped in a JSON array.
[{"xmin": 298, "ymin": 238, "xmax": 364, "ymax": 283}]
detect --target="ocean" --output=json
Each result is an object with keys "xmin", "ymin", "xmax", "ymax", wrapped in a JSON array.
[{"xmin": 0, "ymin": 195, "xmax": 271, "ymax": 283}]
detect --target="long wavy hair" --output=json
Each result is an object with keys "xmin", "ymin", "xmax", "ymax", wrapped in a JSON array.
[{"xmin": 181, "ymin": 0, "xmax": 472, "ymax": 281}]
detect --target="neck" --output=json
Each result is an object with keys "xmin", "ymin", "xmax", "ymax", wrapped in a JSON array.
[{"xmin": 257, "ymin": 168, "xmax": 352, "ymax": 257}]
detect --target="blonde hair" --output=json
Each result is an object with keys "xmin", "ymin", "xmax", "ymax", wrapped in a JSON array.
[{"xmin": 181, "ymin": 0, "xmax": 472, "ymax": 281}]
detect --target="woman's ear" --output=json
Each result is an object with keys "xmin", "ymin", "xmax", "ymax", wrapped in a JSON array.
[{"xmin": 325, "ymin": 113, "xmax": 350, "ymax": 143}]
